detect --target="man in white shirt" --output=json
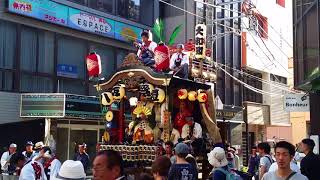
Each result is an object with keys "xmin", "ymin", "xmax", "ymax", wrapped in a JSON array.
[
  {"xmin": 262, "ymin": 141, "xmax": 307, "ymax": 180},
  {"xmin": 268, "ymin": 161, "xmax": 301, "ymax": 173},
  {"xmin": 1, "ymin": 143, "xmax": 17, "ymax": 178},
  {"xmin": 39, "ymin": 146, "xmax": 61, "ymax": 180},
  {"xmin": 12, "ymin": 153, "xmax": 47, "ymax": 180},
  {"xmin": 134, "ymin": 31, "xmax": 157, "ymax": 67},
  {"xmin": 170, "ymin": 44, "xmax": 189, "ymax": 79}
]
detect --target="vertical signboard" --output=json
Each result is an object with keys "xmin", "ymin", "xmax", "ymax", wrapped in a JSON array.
[{"xmin": 195, "ymin": 24, "xmax": 207, "ymax": 59}]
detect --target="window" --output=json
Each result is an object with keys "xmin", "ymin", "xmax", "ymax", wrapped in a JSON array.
[
  {"xmin": 0, "ymin": 20, "xmax": 16, "ymax": 69},
  {"xmin": 57, "ymin": 36, "xmax": 87, "ymax": 79},
  {"xmin": 59, "ymin": 80, "xmax": 86, "ymax": 95},
  {"xmin": 270, "ymin": 74, "xmax": 287, "ymax": 84},
  {"xmin": 89, "ymin": 0, "xmax": 113, "ymax": 14},
  {"xmin": 243, "ymin": 70, "xmax": 263, "ymax": 103},
  {"xmin": 0, "ymin": 71, "xmax": 14, "ymax": 91},
  {"xmin": 116, "ymin": 49, "xmax": 128, "ymax": 68},
  {"xmin": 118, "ymin": 0, "xmax": 140, "ymax": 22},
  {"xmin": 196, "ymin": 1, "xmax": 204, "ymax": 24},
  {"xmin": 276, "ymin": 0, "xmax": 285, "ymax": 8},
  {"xmin": 257, "ymin": 15, "xmax": 268, "ymax": 39},
  {"xmin": 67, "ymin": 0, "xmax": 87, "ymax": 6},
  {"xmin": 89, "ymin": 44, "xmax": 115, "ymax": 78},
  {"xmin": 20, "ymin": 75, "xmax": 53, "ymax": 93},
  {"xmin": 20, "ymin": 28, "xmax": 54, "ymax": 74}
]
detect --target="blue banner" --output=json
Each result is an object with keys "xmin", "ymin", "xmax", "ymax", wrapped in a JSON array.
[
  {"xmin": 57, "ymin": 64, "xmax": 78, "ymax": 78},
  {"xmin": 8, "ymin": 0, "xmax": 143, "ymax": 43}
]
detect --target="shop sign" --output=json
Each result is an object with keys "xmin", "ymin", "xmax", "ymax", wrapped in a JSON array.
[
  {"xmin": 57, "ymin": 64, "xmax": 78, "ymax": 78},
  {"xmin": 284, "ymin": 94, "xmax": 309, "ymax": 112},
  {"xmin": 65, "ymin": 94, "xmax": 102, "ymax": 119},
  {"xmin": 20, "ymin": 94, "xmax": 65, "ymax": 117},
  {"xmin": 195, "ymin": 24, "xmax": 206, "ymax": 59},
  {"xmin": 8, "ymin": 0, "xmax": 68, "ymax": 26},
  {"xmin": 68, "ymin": 8, "xmax": 114, "ymax": 38},
  {"xmin": 216, "ymin": 110, "xmax": 237, "ymax": 120},
  {"xmin": 8, "ymin": 0, "xmax": 143, "ymax": 43}
]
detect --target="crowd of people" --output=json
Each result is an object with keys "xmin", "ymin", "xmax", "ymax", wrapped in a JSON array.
[
  {"xmin": 246, "ymin": 138, "xmax": 320, "ymax": 180},
  {"xmin": 0, "ymin": 138, "xmax": 319, "ymax": 180}
]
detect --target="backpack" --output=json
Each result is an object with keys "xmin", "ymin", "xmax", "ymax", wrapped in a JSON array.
[{"xmin": 215, "ymin": 168, "xmax": 236, "ymax": 180}]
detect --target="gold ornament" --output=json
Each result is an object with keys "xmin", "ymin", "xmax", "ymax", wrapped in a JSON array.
[
  {"xmin": 103, "ymin": 131, "xmax": 110, "ymax": 142},
  {"xmin": 177, "ymin": 89, "xmax": 188, "ymax": 100},
  {"xmin": 133, "ymin": 105, "xmax": 152, "ymax": 117},
  {"xmin": 197, "ymin": 91, "xmax": 208, "ymax": 103},
  {"xmin": 105, "ymin": 111, "xmax": 114, "ymax": 122},
  {"xmin": 101, "ymin": 92, "xmax": 113, "ymax": 106},
  {"xmin": 188, "ymin": 91, "xmax": 197, "ymax": 101}
]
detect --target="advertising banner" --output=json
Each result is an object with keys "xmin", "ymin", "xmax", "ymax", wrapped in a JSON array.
[
  {"xmin": 68, "ymin": 8, "xmax": 114, "ymax": 38},
  {"xmin": 8, "ymin": 0, "xmax": 68, "ymax": 26},
  {"xmin": 115, "ymin": 21, "xmax": 143, "ymax": 42}
]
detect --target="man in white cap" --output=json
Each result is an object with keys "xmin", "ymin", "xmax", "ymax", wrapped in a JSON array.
[
  {"xmin": 1, "ymin": 143, "xmax": 17, "ymax": 179},
  {"xmin": 55, "ymin": 160, "xmax": 86, "ymax": 180},
  {"xmin": 170, "ymin": 44, "xmax": 189, "ymax": 79},
  {"xmin": 12, "ymin": 153, "xmax": 47, "ymax": 180}
]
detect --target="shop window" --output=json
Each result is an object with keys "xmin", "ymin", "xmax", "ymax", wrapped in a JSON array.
[
  {"xmin": 88, "ymin": 0, "xmax": 114, "ymax": 14},
  {"xmin": 38, "ymin": 32, "xmax": 54, "ymax": 74},
  {"xmin": 276, "ymin": 0, "xmax": 285, "ymax": 8},
  {"xmin": 0, "ymin": 20, "xmax": 16, "ymax": 69},
  {"xmin": 21, "ymin": 28, "xmax": 37, "ymax": 72},
  {"xmin": 57, "ymin": 36, "xmax": 86, "ymax": 79},
  {"xmin": 0, "ymin": 71, "xmax": 14, "ymax": 91},
  {"xmin": 20, "ymin": 75, "xmax": 53, "ymax": 93},
  {"xmin": 116, "ymin": 49, "xmax": 128, "ymax": 68}
]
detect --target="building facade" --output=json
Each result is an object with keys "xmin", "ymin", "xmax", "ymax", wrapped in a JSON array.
[
  {"xmin": 0, "ymin": 0, "xmax": 158, "ymax": 161},
  {"xmin": 293, "ymin": 0, "xmax": 320, "ymax": 138},
  {"xmin": 242, "ymin": 0, "xmax": 293, "ymax": 147}
]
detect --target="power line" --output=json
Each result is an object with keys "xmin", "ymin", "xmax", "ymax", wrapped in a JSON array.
[
  {"xmin": 193, "ymin": 0, "xmax": 243, "ymax": 15},
  {"xmin": 217, "ymin": 62, "xmax": 299, "ymax": 93},
  {"xmin": 159, "ymin": 0, "xmax": 241, "ymax": 36},
  {"xmin": 217, "ymin": 66, "xmax": 283, "ymax": 96},
  {"xmin": 242, "ymin": 22, "xmax": 291, "ymax": 75},
  {"xmin": 245, "ymin": 1, "xmax": 293, "ymax": 48}
]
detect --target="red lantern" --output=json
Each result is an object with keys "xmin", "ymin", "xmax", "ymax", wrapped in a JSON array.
[
  {"xmin": 154, "ymin": 43, "xmax": 170, "ymax": 71},
  {"xmin": 86, "ymin": 52, "xmax": 102, "ymax": 77}
]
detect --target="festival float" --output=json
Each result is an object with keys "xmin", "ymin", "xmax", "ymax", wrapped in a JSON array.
[{"xmin": 87, "ymin": 20, "xmax": 221, "ymax": 178}]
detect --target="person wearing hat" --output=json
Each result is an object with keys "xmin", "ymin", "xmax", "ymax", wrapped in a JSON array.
[
  {"xmin": 1, "ymin": 143, "xmax": 17, "ymax": 178},
  {"xmin": 134, "ymin": 31, "xmax": 157, "ymax": 67},
  {"xmin": 14, "ymin": 152, "xmax": 47, "ymax": 180},
  {"xmin": 300, "ymin": 138, "xmax": 320, "ymax": 180},
  {"xmin": 22, "ymin": 141, "xmax": 36, "ymax": 162},
  {"xmin": 73, "ymin": 143, "xmax": 90, "ymax": 172},
  {"xmin": 37, "ymin": 146, "xmax": 61, "ymax": 180},
  {"xmin": 52, "ymin": 160, "xmax": 86, "ymax": 180},
  {"xmin": 207, "ymin": 147, "xmax": 232, "ymax": 180},
  {"xmin": 170, "ymin": 44, "xmax": 189, "ymax": 79},
  {"xmin": 168, "ymin": 143, "xmax": 197, "ymax": 180}
]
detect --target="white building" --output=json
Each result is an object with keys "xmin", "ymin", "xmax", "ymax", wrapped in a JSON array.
[{"xmin": 241, "ymin": 0, "xmax": 293, "ymax": 144}]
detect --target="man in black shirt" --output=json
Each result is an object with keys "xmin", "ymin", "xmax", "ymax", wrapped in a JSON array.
[
  {"xmin": 300, "ymin": 138, "xmax": 320, "ymax": 180},
  {"xmin": 74, "ymin": 143, "xmax": 90, "ymax": 172}
]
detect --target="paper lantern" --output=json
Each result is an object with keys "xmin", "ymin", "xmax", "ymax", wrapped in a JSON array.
[
  {"xmin": 112, "ymin": 85, "xmax": 125, "ymax": 100},
  {"xmin": 105, "ymin": 111, "xmax": 114, "ymax": 122},
  {"xmin": 178, "ymin": 89, "xmax": 188, "ymax": 100},
  {"xmin": 197, "ymin": 91, "xmax": 208, "ymax": 103},
  {"xmin": 86, "ymin": 52, "xmax": 102, "ymax": 77},
  {"xmin": 101, "ymin": 92, "xmax": 113, "ymax": 106},
  {"xmin": 154, "ymin": 43, "xmax": 170, "ymax": 71},
  {"xmin": 188, "ymin": 91, "xmax": 197, "ymax": 101},
  {"xmin": 151, "ymin": 88, "xmax": 165, "ymax": 103},
  {"xmin": 139, "ymin": 83, "xmax": 154, "ymax": 98}
]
